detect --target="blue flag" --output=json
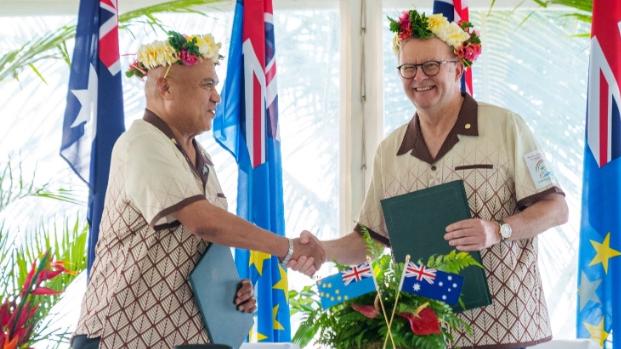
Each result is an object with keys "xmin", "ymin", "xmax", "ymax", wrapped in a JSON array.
[
  {"xmin": 401, "ymin": 262, "xmax": 463, "ymax": 305},
  {"xmin": 213, "ymin": 0, "xmax": 290, "ymax": 341},
  {"xmin": 60, "ymin": 0, "xmax": 125, "ymax": 274},
  {"xmin": 432, "ymin": 0, "xmax": 473, "ymax": 94},
  {"xmin": 576, "ymin": 2, "xmax": 621, "ymax": 348},
  {"xmin": 317, "ymin": 263, "xmax": 377, "ymax": 309}
]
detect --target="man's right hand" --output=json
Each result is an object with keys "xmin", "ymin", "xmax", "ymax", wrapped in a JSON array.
[{"xmin": 288, "ymin": 230, "xmax": 325, "ymax": 276}]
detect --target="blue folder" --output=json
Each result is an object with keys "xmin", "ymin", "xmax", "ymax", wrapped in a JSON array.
[{"xmin": 189, "ymin": 243, "xmax": 254, "ymax": 349}]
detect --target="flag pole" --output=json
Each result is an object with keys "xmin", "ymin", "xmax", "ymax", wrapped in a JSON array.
[
  {"xmin": 382, "ymin": 254, "xmax": 410, "ymax": 349},
  {"xmin": 366, "ymin": 256, "xmax": 396, "ymax": 349}
]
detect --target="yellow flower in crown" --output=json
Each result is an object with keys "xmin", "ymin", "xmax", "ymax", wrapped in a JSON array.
[
  {"xmin": 127, "ymin": 31, "xmax": 223, "ymax": 78},
  {"xmin": 388, "ymin": 9, "xmax": 482, "ymax": 67},
  {"xmin": 427, "ymin": 14, "xmax": 448, "ymax": 32}
]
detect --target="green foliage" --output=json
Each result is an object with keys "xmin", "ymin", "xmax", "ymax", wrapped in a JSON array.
[
  {"xmin": 0, "ymin": 0, "xmax": 222, "ymax": 83},
  {"xmin": 290, "ymin": 251, "xmax": 480, "ymax": 348},
  {"xmin": 409, "ymin": 11, "xmax": 433, "ymax": 39},
  {"xmin": 0, "ymin": 160, "xmax": 88, "ymax": 346}
]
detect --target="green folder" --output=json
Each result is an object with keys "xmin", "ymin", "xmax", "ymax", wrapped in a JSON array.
[{"xmin": 380, "ymin": 179, "xmax": 492, "ymax": 311}]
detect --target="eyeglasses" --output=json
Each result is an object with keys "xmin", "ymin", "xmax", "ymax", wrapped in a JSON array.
[{"xmin": 396, "ymin": 60, "xmax": 458, "ymax": 79}]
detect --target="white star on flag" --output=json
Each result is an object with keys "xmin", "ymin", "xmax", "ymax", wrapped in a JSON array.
[
  {"xmin": 578, "ymin": 272, "xmax": 602, "ymax": 311},
  {"xmin": 70, "ymin": 64, "xmax": 98, "ymax": 128}
]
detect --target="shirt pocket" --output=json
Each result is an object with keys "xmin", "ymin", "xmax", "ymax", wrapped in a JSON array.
[{"xmin": 454, "ymin": 164, "xmax": 494, "ymax": 171}]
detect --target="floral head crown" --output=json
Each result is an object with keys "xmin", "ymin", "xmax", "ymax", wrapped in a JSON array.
[
  {"xmin": 388, "ymin": 9, "xmax": 482, "ymax": 67},
  {"xmin": 126, "ymin": 31, "xmax": 222, "ymax": 78}
]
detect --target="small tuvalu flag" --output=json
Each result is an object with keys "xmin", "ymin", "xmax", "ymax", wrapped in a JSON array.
[
  {"xmin": 401, "ymin": 262, "xmax": 464, "ymax": 305},
  {"xmin": 317, "ymin": 262, "xmax": 376, "ymax": 309}
]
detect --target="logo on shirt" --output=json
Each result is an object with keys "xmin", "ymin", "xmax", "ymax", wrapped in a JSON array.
[{"xmin": 524, "ymin": 150, "xmax": 553, "ymax": 189}]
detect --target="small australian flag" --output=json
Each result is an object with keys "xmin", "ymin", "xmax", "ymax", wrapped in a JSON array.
[{"xmin": 401, "ymin": 262, "xmax": 464, "ymax": 305}]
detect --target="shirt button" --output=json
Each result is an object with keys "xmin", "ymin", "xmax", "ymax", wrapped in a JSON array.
[{"xmin": 431, "ymin": 165, "xmax": 437, "ymax": 171}]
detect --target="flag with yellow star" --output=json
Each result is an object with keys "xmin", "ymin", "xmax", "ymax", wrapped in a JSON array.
[
  {"xmin": 214, "ymin": 0, "xmax": 291, "ymax": 341},
  {"xmin": 317, "ymin": 262, "xmax": 376, "ymax": 309},
  {"xmin": 577, "ymin": 2, "xmax": 621, "ymax": 347}
]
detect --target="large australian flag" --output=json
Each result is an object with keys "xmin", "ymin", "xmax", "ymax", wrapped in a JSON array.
[
  {"xmin": 576, "ymin": 1, "xmax": 621, "ymax": 348},
  {"xmin": 60, "ymin": 0, "xmax": 125, "ymax": 273},
  {"xmin": 213, "ymin": 0, "xmax": 290, "ymax": 342}
]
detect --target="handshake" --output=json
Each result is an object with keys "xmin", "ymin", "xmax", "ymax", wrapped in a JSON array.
[{"xmin": 283, "ymin": 231, "xmax": 326, "ymax": 276}]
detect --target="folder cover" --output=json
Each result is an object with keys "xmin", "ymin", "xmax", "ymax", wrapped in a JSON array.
[
  {"xmin": 189, "ymin": 243, "xmax": 253, "ymax": 349},
  {"xmin": 380, "ymin": 180, "xmax": 492, "ymax": 311}
]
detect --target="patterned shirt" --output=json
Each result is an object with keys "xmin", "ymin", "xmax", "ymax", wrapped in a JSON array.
[
  {"xmin": 74, "ymin": 110, "xmax": 227, "ymax": 349},
  {"xmin": 358, "ymin": 94, "xmax": 564, "ymax": 348}
]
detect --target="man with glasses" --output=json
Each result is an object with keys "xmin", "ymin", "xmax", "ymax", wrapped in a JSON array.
[{"xmin": 291, "ymin": 9, "xmax": 568, "ymax": 349}]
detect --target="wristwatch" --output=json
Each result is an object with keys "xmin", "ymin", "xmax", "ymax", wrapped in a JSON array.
[
  {"xmin": 498, "ymin": 219, "xmax": 512, "ymax": 240},
  {"xmin": 280, "ymin": 238, "xmax": 294, "ymax": 266}
]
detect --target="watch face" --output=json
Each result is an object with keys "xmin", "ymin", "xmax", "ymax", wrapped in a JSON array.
[{"xmin": 501, "ymin": 224, "xmax": 512, "ymax": 239}]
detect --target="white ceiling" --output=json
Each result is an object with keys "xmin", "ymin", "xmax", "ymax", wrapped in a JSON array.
[{"xmin": 0, "ymin": 0, "xmax": 568, "ymax": 16}]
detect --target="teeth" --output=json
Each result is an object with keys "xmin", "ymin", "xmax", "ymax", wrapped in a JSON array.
[{"xmin": 414, "ymin": 86, "xmax": 433, "ymax": 92}]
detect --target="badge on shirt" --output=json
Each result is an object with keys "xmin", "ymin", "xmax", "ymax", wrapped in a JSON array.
[{"xmin": 524, "ymin": 150, "xmax": 553, "ymax": 189}]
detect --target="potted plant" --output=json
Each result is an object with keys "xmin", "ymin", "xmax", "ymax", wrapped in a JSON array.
[{"xmin": 290, "ymin": 229, "xmax": 482, "ymax": 349}]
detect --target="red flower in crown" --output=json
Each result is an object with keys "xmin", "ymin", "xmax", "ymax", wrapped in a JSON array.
[
  {"xmin": 398, "ymin": 11, "xmax": 412, "ymax": 41},
  {"xmin": 179, "ymin": 49, "xmax": 198, "ymax": 66},
  {"xmin": 399, "ymin": 307, "xmax": 441, "ymax": 335}
]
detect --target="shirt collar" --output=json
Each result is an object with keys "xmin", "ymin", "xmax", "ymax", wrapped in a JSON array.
[
  {"xmin": 396, "ymin": 93, "xmax": 478, "ymax": 164},
  {"xmin": 143, "ymin": 109, "xmax": 212, "ymax": 188}
]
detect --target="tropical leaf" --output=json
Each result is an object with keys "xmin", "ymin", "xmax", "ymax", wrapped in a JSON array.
[
  {"xmin": 0, "ymin": 0, "xmax": 223, "ymax": 83},
  {"xmin": 0, "ymin": 160, "xmax": 81, "ymax": 211}
]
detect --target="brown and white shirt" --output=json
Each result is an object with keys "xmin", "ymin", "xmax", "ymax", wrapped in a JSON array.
[
  {"xmin": 358, "ymin": 94, "xmax": 564, "ymax": 348},
  {"xmin": 74, "ymin": 110, "xmax": 227, "ymax": 349}
]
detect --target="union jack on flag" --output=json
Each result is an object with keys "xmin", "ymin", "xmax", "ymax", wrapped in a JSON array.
[
  {"xmin": 586, "ymin": 1, "xmax": 621, "ymax": 168},
  {"xmin": 341, "ymin": 262, "xmax": 373, "ymax": 285},
  {"xmin": 317, "ymin": 262, "xmax": 376, "ymax": 309},
  {"xmin": 402, "ymin": 262, "xmax": 463, "ymax": 305},
  {"xmin": 405, "ymin": 262, "xmax": 437, "ymax": 284},
  {"xmin": 433, "ymin": 0, "xmax": 473, "ymax": 95}
]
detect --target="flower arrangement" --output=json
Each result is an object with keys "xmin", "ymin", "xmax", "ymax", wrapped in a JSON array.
[
  {"xmin": 388, "ymin": 9, "xmax": 482, "ymax": 67},
  {"xmin": 126, "ymin": 31, "xmax": 222, "ymax": 78},
  {"xmin": 290, "ymin": 228, "xmax": 483, "ymax": 349},
  {"xmin": 0, "ymin": 251, "xmax": 70, "ymax": 349}
]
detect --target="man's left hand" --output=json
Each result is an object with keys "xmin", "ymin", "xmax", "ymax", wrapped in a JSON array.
[
  {"xmin": 235, "ymin": 279, "xmax": 256, "ymax": 313},
  {"xmin": 444, "ymin": 218, "xmax": 501, "ymax": 251}
]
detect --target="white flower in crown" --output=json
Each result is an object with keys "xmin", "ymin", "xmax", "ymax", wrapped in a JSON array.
[
  {"xmin": 388, "ymin": 9, "xmax": 482, "ymax": 67},
  {"xmin": 195, "ymin": 34, "xmax": 222, "ymax": 61},
  {"xmin": 137, "ymin": 40, "xmax": 177, "ymax": 70},
  {"xmin": 127, "ymin": 31, "xmax": 223, "ymax": 79}
]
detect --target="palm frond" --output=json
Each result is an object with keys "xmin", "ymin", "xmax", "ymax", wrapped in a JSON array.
[
  {"xmin": 0, "ymin": 161, "xmax": 81, "ymax": 212},
  {"xmin": 0, "ymin": 0, "xmax": 223, "ymax": 83},
  {"xmin": 530, "ymin": 0, "xmax": 592, "ymax": 23}
]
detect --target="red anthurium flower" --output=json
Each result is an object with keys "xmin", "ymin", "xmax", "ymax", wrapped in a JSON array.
[
  {"xmin": 351, "ymin": 303, "xmax": 380, "ymax": 319},
  {"xmin": 399, "ymin": 307, "xmax": 441, "ymax": 335}
]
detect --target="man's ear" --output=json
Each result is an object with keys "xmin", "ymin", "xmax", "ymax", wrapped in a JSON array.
[
  {"xmin": 157, "ymin": 77, "xmax": 171, "ymax": 98},
  {"xmin": 454, "ymin": 62, "xmax": 465, "ymax": 82}
]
